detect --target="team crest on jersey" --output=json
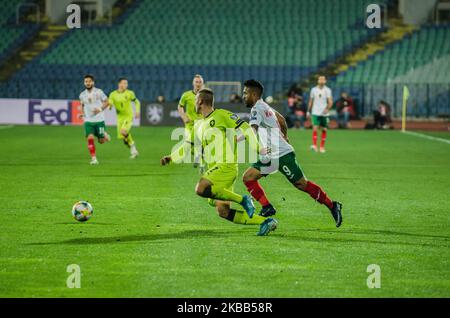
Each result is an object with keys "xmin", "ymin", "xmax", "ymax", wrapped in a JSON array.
[
  {"xmin": 230, "ymin": 113, "xmax": 238, "ymax": 120},
  {"xmin": 209, "ymin": 119, "xmax": 215, "ymax": 127}
]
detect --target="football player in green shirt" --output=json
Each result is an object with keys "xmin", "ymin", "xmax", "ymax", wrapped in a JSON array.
[
  {"xmin": 108, "ymin": 78, "xmax": 141, "ymax": 159},
  {"xmin": 170, "ymin": 74, "xmax": 205, "ymax": 166},
  {"xmin": 161, "ymin": 88, "xmax": 278, "ymax": 236}
]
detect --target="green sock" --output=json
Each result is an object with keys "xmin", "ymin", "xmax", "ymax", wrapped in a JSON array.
[
  {"xmin": 211, "ymin": 186, "xmax": 243, "ymax": 204},
  {"xmin": 232, "ymin": 209, "xmax": 266, "ymax": 225}
]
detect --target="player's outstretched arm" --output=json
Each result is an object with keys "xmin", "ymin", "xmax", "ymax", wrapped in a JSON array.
[
  {"xmin": 78, "ymin": 101, "xmax": 85, "ymax": 119},
  {"xmin": 307, "ymin": 97, "xmax": 313, "ymax": 117},
  {"xmin": 101, "ymin": 98, "xmax": 110, "ymax": 110},
  {"xmin": 274, "ymin": 110, "xmax": 289, "ymax": 142},
  {"xmin": 177, "ymin": 105, "xmax": 190, "ymax": 124},
  {"xmin": 134, "ymin": 98, "xmax": 141, "ymax": 118},
  {"xmin": 237, "ymin": 121, "xmax": 260, "ymax": 155},
  {"xmin": 108, "ymin": 93, "xmax": 115, "ymax": 110},
  {"xmin": 131, "ymin": 91, "xmax": 141, "ymax": 118},
  {"xmin": 323, "ymin": 96, "xmax": 333, "ymax": 115}
]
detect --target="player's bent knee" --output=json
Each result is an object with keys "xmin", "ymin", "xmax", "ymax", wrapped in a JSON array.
[
  {"xmin": 195, "ymin": 183, "xmax": 211, "ymax": 198},
  {"xmin": 242, "ymin": 173, "xmax": 251, "ymax": 183},
  {"xmin": 242, "ymin": 169, "xmax": 259, "ymax": 183},
  {"xmin": 294, "ymin": 177, "xmax": 308, "ymax": 190},
  {"xmin": 195, "ymin": 184, "xmax": 204, "ymax": 196},
  {"xmin": 120, "ymin": 129, "xmax": 128, "ymax": 137},
  {"xmin": 87, "ymin": 135, "xmax": 95, "ymax": 141},
  {"xmin": 216, "ymin": 205, "xmax": 229, "ymax": 218}
]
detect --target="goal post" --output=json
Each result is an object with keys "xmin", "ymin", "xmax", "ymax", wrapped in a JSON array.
[{"xmin": 401, "ymin": 85, "xmax": 410, "ymax": 132}]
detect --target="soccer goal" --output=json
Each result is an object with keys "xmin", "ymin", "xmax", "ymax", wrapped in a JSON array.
[{"xmin": 206, "ymin": 81, "xmax": 242, "ymax": 103}]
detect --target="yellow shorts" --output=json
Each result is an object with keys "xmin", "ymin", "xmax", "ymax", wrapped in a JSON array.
[
  {"xmin": 202, "ymin": 164, "xmax": 238, "ymax": 207},
  {"xmin": 117, "ymin": 117, "xmax": 133, "ymax": 139}
]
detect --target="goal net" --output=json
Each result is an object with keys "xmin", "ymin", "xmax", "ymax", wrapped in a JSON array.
[{"xmin": 206, "ymin": 81, "xmax": 242, "ymax": 103}]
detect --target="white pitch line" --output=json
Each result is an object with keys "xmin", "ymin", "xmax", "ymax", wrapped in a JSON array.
[{"xmin": 402, "ymin": 130, "xmax": 450, "ymax": 145}]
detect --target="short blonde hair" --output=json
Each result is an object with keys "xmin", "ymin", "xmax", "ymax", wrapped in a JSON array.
[
  {"xmin": 193, "ymin": 74, "xmax": 204, "ymax": 82},
  {"xmin": 198, "ymin": 88, "xmax": 214, "ymax": 106}
]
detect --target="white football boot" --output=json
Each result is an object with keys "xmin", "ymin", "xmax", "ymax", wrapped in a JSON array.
[
  {"xmin": 90, "ymin": 157, "xmax": 99, "ymax": 165},
  {"xmin": 130, "ymin": 144, "xmax": 139, "ymax": 159}
]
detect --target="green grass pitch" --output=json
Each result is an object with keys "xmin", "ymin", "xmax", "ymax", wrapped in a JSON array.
[{"xmin": 0, "ymin": 125, "xmax": 449, "ymax": 297}]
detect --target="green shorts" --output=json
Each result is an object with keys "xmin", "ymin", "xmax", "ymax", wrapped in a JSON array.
[
  {"xmin": 84, "ymin": 121, "xmax": 106, "ymax": 139},
  {"xmin": 312, "ymin": 115, "xmax": 329, "ymax": 128},
  {"xmin": 251, "ymin": 152, "xmax": 304, "ymax": 184}
]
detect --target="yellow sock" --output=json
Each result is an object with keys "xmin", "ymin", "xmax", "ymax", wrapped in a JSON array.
[
  {"xmin": 211, "ymin": 186, "xmax": 243, "ymax": 204},
  {"xmin": 232, "ymin": 209, "xmax": 266, "ymax": 225}
]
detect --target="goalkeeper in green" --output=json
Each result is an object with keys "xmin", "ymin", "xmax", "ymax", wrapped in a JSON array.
[{"xmin": 108, "ymin": 78, "xmax": 141, "ymax": 159}]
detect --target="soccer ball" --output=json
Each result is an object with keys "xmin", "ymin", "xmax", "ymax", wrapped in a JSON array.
[{"xmin": 71, "ymin": 201, "xmax": 93, "ymax": 222}]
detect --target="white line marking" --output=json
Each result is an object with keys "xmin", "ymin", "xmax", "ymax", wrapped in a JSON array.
[
  {"xmin": 0, "ymin": 125, "xmax": 14, "ymax": 130},
  {"xmin": 402, "ymin": 130, "xmax": 450, "ymax": 145}
]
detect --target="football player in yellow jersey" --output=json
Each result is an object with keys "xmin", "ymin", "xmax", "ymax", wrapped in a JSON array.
[
  {"xmin": 108, "ymin": 78, "xmax": 141, "ymax": 159},
  {"xmin": 161, "ymin": 88, "xmax": 278, "ymax": 236},
  {"xmin": 170, "ymin": 74, "xmax": 205, "ymax": 167}
]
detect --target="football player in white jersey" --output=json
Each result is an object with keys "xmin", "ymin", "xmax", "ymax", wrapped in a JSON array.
[
  {"xmin": 242, "ymin": 79, "xmax": 342, "ymax": 229},
  {"xmin": 307, "ymin": 75, "xmax": 333, "ymax": 153},
  {"xmin": 79, "ymin": 74, "xmax": 111, "ymax": 165}
]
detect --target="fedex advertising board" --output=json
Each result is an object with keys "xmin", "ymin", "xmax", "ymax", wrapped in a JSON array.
[{"xmin": 0, "ymin": 99, "xmax": 140, "ymax": 126}]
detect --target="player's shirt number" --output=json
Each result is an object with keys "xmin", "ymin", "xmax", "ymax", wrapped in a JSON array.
[{"xmin": 282, "ymin": 165, "xmax": 295, "ymax": 180}]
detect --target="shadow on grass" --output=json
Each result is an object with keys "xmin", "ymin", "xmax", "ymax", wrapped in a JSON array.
[
  {"xmin": 53, "ymin": 222, "xmax": 120, "ymax": 226},
  {"xmin": 298, "ymin": 228, "xmax": 450, "ymax": 240},
  {"xmin": 278, "ymin": 234, "xmax": 449, "ymax": 248},
  {"xmin": 27, "ymin": 229, "xmax": 233, "ymax": 245},
  {"xmin": 27, "ymin": 227, "xmax": 449, "ymax": 249},
  {"xmin": 89, "ymin": 172, "xmax": 187, "ymax": 177},
  {"xmin": 277, "ymin": 228, "xmax": 450, "ymax": 248},
  {"xmin": 90, "ymin": 174, "xmax": 156, "ymax": 178}
]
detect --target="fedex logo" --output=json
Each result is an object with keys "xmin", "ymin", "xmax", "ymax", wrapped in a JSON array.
[{"xmin": 28, "ymin": 100, "xmax": 82, "ymax": 125}]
